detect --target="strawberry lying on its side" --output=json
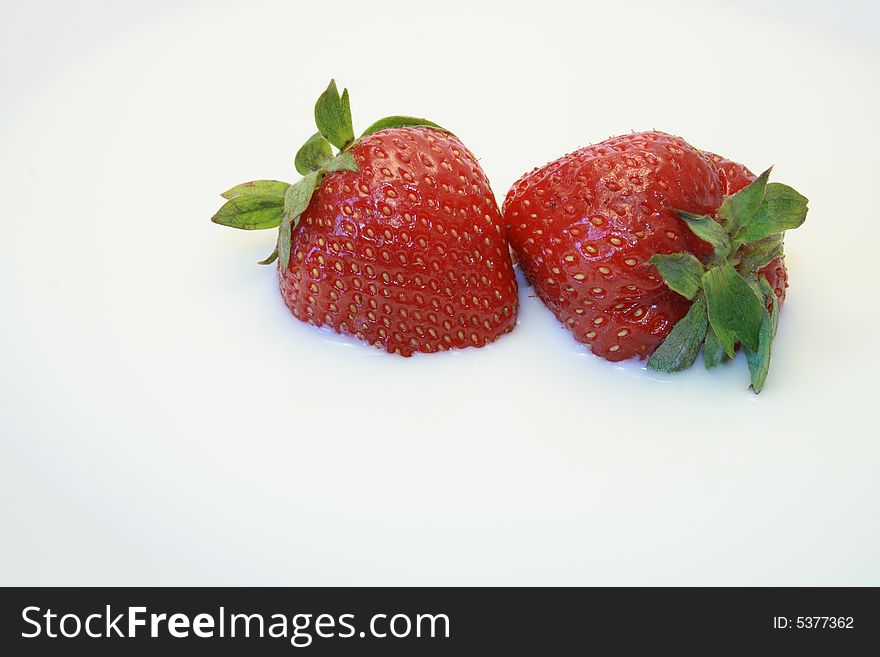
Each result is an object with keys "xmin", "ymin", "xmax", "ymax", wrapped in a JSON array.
[
  {"xmin": 213, "ymin": 81, "xmax": 518, "ymax": 355},
  {"xmin": 503, "ymin": 131, "xmax": 807, "ymax": 392}
]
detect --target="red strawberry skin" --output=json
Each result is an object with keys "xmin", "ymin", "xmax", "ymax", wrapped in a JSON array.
[
  {"xmin": 279, "ymin": 127, "xmax": 518, "ymax": 356},
  {"xmin": 760, "ymin": 257, "xmax": 788, "ymax": 309},
  {"xmin": 502, "ymin": 131, "xmax": 784, "ymax": 362}
]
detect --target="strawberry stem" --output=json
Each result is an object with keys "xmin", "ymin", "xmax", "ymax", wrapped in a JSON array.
[
  {"xmin": 651, "ymin": 170, "xmax": 808, "ymax": 392},
  {"xmin": 211, "ymin": 80, "xmax": 450, "ymax": 267}
]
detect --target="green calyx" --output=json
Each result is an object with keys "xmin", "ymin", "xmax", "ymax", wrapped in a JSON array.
[
  {"xmin": 211, "ymin": 79, "xmax": 450, "ymax": 268},
  {"xmin": 647, "ymin": 168, "xmax": 808, "ymax": 393}
]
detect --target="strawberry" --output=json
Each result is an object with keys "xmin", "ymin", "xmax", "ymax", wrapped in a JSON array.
[
  {"xmin": 503, "ymin": 131, "xmax": 807, "ymax": 392},
  {"xmin": 213, "ymin": 80, "xmax": 518, "ymax": 355}
]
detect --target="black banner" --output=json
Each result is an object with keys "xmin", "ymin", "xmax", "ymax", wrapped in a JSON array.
[{"xmin": 1, "ymin": 587, "xmax": 877, "ymax": 654}]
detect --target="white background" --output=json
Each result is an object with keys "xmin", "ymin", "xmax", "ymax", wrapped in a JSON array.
[{"xmin": 2, "ymin": 0, "xmax": 879, "ymax": 585}]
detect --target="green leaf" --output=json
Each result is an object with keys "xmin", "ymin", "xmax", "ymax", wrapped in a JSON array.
[
  {"xmin": 324, "ymin": 151, "xmax": 358, "ymax": 173},
  {"xmin": 278, "ymin": 212, "xmax": 293, "ymax": 272},
  {"xmin": 741, "ymin": 278, "xmax": 781, "ymax": 392},
  {"xmin": 278, "ymin": 172, "xmax": 320, "ymax": 271},
  {"xmin": 717, "ymin": 167, "xmax": 771, "ymax": 233},
  {"xmin": 650, "ymin": 252, "xmax": 705, "ymax": 300},
  {"xmin": 314, "ymin": 79, "xmax": 354, "ymax": 151},
  {"xmin": 738, "ymin": 234, "xmax": 784, "ymax": 273},
  {"xmin": 676, "ymin": 211, "xmax": 731, "ymax": 259},
  {"xmin": 258, "ymin": 248, "xmax": 278, "ymax": 266},
  {"xmin": 211, "ymin": 195, "xmax": 284, "ymax": 230},
  {"xmin": 702, "ymin": 324, "xmax": 728, "ymax": 369},
  {"xmin": 647, "ymin": 295, "xmax": 709, "ymax": 372},
  {"xmin": 734, "ymin": 182, "xmax": 808, "ymax": 246},
  {"xmin": 295, "ymin": 132, "xmax": 333, "ymax": 176},
  {"xmin": 744, "ymin": 282, "xmax": 779, "ymax": 394},
  {"xmin": 758, "ymin": 276, "xmax": 780, "ymax": 337},
  {"xmin": 220, "ymin": 179, "xmax": 288, "ymax": 201},
  {"xmin": 702, "ymin": 262, "xmax": 764, "ymax": 357},
  {"xmin": 744, "ymin": 306, "xmax": 773, "ymax": 394},
  {"xmin": 283, "ymin": 171, "xmax": 319, "ymax": 222},
  {"xmin": 360, "ymin": 115, "xmax": 448, "ymax": 138}
]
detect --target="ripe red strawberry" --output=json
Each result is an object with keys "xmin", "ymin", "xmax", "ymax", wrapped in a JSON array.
[
  {"xmin": 213, "ymin": 80, "xmax": 518, "ymax": 355},
  {"xmin": 503, "ymin": 131, "xmax": 807, "ymax": 391}
]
